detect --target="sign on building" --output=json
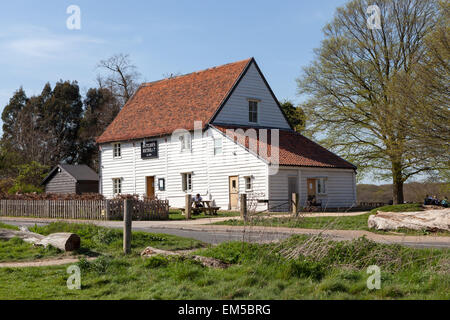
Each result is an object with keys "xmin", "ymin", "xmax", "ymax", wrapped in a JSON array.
[{"xmin": 141, "ymin": 140, "xmax": 158, "ymax": 159}]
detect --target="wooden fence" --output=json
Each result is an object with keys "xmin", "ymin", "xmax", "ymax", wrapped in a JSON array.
[
  {"xmin": 0, "ymin": 199, "xmax": 169, "ymax": 221},
  {"xmin": 107, "ymin": 199, "xmax": 170, "ymax": 221}
]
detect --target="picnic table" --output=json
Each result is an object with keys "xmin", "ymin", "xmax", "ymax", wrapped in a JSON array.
[{"xmin": 180, "ymin": 200, "xmax": 220, "ymax": 216}]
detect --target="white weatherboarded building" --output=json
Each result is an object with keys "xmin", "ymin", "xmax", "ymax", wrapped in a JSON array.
[{"xmin": 97, "ymin": 58, "xmax": 357, "ymax": 211}]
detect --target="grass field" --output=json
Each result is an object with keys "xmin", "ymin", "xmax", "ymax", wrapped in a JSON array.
[
  {"xmin": 0, "ymin": 222, "xmax": 20, "ymax": 231},
  {"xmin": 168, "ymin": 209, "xmax": 240, "ymax": 220},
  {"xmin": 214, "ymin": 204, "xmax": 449, "ymax": 236},
  {"xmin": 0, "ymin": 220, "xmax": 448, "ymax": 300},
  {"xmin": 0, "ymin": 222, "xmax": 203, "ymax": 263}
]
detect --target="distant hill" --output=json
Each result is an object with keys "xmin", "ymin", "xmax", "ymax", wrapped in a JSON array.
[{"xmin": 357, "ymin": 182, "xmax": 449, "ymax": 204}]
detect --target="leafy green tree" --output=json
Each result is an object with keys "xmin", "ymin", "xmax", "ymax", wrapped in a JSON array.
[
  {"xmin": 297, "ymin": 0, "xmax": 447, "ymax": 204},
  {"xmin": 1, "ymin": 87, "xmax": 28, "ymax": 147},
  {"xmin": 9, "ymin": 161, "xmax": 49, "ymax": 194},
  {"xmin": 37, "ymin": 81, "xmax": 83, "ymax": 166},
  {"xmin": 280, "ymin": 100, "xmax": 306, "ymax": 132}
]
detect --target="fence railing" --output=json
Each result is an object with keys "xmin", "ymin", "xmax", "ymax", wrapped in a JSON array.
[{"xmin": 0, "ymin": 199, "xmax": 169, "ymax": 221}]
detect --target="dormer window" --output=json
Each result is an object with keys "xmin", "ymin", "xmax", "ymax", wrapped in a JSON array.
[{"xmin": 249, "ymin": 100, "xmax": 258, "ymax": 123}]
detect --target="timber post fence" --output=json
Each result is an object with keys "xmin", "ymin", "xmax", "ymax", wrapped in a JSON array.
[{"xmin": 0, "ymin": 199, "xmax": 169, "ymax": 221}]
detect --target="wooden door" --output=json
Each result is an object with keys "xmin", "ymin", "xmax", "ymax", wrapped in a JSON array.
[
  {"xmin": 229, "ymin": 176, "xmax": 239, "ymax": 209},
  {"xmin": 146, "ymin": 177, "xmax": 155, "ymax": 198},
  {"xmin": 307, "ymin": 179, "xmax": 316, "ymax": 197}
]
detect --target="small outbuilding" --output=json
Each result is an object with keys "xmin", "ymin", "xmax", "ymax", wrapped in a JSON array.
[{"xmin": 42, "ymin": 164, "xmax": 99, "ymax": 195}]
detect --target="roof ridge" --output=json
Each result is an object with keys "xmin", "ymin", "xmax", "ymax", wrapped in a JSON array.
[{"xmin": 141, "ymin": 58, "xmax": 253, "ymax": 87}]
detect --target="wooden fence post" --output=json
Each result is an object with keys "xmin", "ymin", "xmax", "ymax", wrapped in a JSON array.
[
  {"xmin": 185, "ymin": 194, "xmax": 192, "ymax": 220},
  {"xmin": 240, "ymin": 194, "xmax": 247, "ymax": 221},
  {"xmin": 105, "ymin": 200, "xmax": 110, "ymax": 221},
  {"xmin": 292, "ymin": 193, "xmax": 299, "ymax": 216},
  {"xmin": 123, "ymin": 199, "xmax": 132, "ymax": 254}
]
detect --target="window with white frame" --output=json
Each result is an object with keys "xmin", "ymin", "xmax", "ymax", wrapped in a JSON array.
[
  {"xmin": 317, "ymin": 178, "xmax": 327, "ymax": 195},
  {"xmin": 214, "ymin": 138, "xmax": 222, "ymax": 155},
  {"xmin": 248, "ymin": 100, "xmax": 258, "ymax": 123},
  {"xmin": 113, "ymin": 143, "xmax": 121, "ymax": 158},
  {"xmin": 181, "ymin": 173, "xmax": 192, "ymax": 192},
  {"xmin": 179, "ymin": 134, "xmax": 192, "ymax": 152},
  {"xmin": 245, "ymin": 176, "xmax": 253, "ymax": 191},
  {"xmin": 113, "ymin": 178, "xmax": 122, "ymax": 194}
]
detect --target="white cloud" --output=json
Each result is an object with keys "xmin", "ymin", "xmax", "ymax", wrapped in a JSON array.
[
  {"xmin": 5, "ymin": 35, "xmax": 105, "ymax": 58},
  {"xmin": 0, "ymin": 24, "xmax": 105, "ymax": 60}
]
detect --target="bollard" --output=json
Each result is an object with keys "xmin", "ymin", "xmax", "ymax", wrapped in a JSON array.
[
  {"xmin": 240, "ymin": 194, "xmax": 247, "ymax": 221},
  {"xmin": 185, "ymin": 194, "xmax": 192, "ymax": 220},
  {"xmin": 292, "ymin": 193, "xmax": 299, "ymax": 216},
  {"xmin": 123, "ymin": 199, "xmax": 132, "ymax": 254}
]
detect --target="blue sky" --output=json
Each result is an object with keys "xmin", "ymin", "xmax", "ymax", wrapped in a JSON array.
[
  {"xmin": 1, "ymin": 0, "xmax": 391, "ymax": 184},
  {"xmin": 0, "ymin": 0, "xmax": 349, "ymax": 108}
]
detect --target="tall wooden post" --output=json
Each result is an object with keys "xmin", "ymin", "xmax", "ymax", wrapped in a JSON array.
[
  {"xmin": 185, "ymin": 194, "xmax": 192, "ymax": 220},
  {"xmin": 123, "ymin": 199, "xmax": 132, "ymax": 254},
  {"xmin": 240, "ymin": 194, "xmax": 247, "ymax": 221},
  {"xmin": 292, "ymin": 193, "xmax": 299, "ymax": 216}
]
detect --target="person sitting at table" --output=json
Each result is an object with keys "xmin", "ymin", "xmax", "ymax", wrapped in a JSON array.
[
  {"xmin": 193, "ymin": 194, "xmax": 203, "ymax": 214},
  {"xmin": 432, "ymin": 195, "xmax": 440, "ymax": 206}
]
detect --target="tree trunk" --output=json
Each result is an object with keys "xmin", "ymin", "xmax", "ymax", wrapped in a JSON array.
[
  {"xmin": 0, "ymin": 229, "xmax": 80, "ymax": 251},
  {"xmin": 392, "ymin": 162, "xmax": 404, "ymax": 205}
]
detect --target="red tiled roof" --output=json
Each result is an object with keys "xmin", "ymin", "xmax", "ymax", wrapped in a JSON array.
[
  {"xmin": 213, "ymin": 125, "xmax": 356, "ymax": 169},
  {"xmin": 96, "ymin": 58, "xmax": 252, "ymax": 144}
]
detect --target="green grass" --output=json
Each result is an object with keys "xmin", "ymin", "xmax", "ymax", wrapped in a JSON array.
[
  {"xmin": 169, "ymin": 209, "xmax": 240, "ymax": 220},
  {"xmin": 28, "ymin": 222, "xmax": 204, "ymax": 255},
  {"xmin": 0, "ymin": 222, "xmax": 63, "ymax": 262},
  {"xmin": 369, "ymin": 203, "xmax": 424, "ymax": 214},
  {"xmin": 0, "ymin": 222, "xmax": 19, "ymax": 231},
  {"xmin": 214, "ymin": 204, "xmax": 449, "ymax": 236},
  {"xmin": 0, "ymin": 222, "xmax": 204, "ymax": 263},
  {"xmin": 0, "ymin": 237, "xmax": 62, "ymax": 262},
  {"xmin": 0, "ymin": 235, "xmax": 448, "ymax": 299}
]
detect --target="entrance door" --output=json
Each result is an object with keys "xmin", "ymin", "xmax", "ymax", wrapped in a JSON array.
[
  {"xmin": 229, "ymin": 176, "xmax": 239, "ymax": 210},
  {"xmin": 146, "ymin": 177, "xmax": 155, "ymax": 198},
  {"xmin": 307, "ymin": 179, "xmax": 316, "ymax": 198},
  {"xmin": 288, "ymin": 177, "xmax": 298, "ymax": 211}
]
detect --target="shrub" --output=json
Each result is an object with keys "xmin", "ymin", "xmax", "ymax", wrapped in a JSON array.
[
  {"xmin": 0, "ymin": 192, "xmax": 105, "ymax": 200},
  {"xmin": 77, "ymin": 256, "xmax": 112, "ymax": 274},
  {"xmin": 144, "ymin": 255, "xmax": 170, "ymax": 268},
  {"xmin": 285, "ymin": 259, "xmax": 326, "ymax": 281}
]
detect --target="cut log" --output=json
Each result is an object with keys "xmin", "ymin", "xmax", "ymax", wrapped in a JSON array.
[
  {"xmin": 36, "ymin": 233, "xmax": 81, "ymax": 251},
  {"xmin": 368, "ymin": 209, "xmax": 450, "ymax": 232},
  {"xmin": 141, "ymin": 246, "xmax": 229, "ymax": 269},
  {"xmin": 0, "ymin": 229, "xmax": 80, "ymax": 251}
]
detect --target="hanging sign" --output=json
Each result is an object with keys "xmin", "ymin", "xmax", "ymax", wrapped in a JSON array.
[{"xmin": 141, "ymin": 140, "xmax": 158, "ymax": 159}]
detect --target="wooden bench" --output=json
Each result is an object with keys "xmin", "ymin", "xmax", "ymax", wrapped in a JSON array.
[{"xmin": 180, "ymin": 203, "xmax": 221, "ymax": 216}]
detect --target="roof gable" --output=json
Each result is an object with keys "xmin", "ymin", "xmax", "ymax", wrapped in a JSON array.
[
  {"xmin": 211, "ymin": 61, "xmax": 292, "ymax": 130},
  {"xmin": 96, "ymin": 58, "xmax": 253, "ymax": 144},
  {"xmin": 42, "ymin": 165, "xmax": 99, "ymax": 185}
]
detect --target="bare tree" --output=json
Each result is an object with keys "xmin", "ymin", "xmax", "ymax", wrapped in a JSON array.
[
  {"xmin": 97, "ymin": 54, "xmax": 141, "ymax": 106},
  {"xmin": 297, "ymin": 0, "xmax": 448, "ymax": 204}
]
